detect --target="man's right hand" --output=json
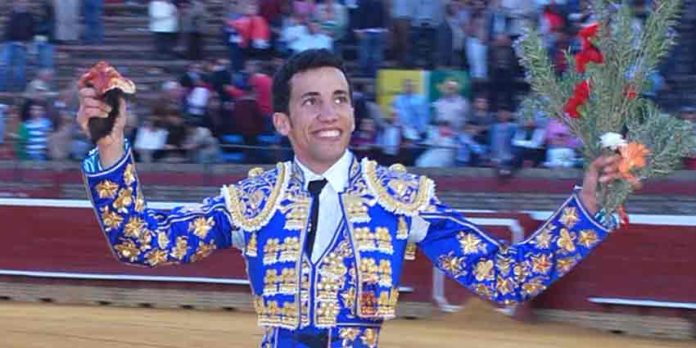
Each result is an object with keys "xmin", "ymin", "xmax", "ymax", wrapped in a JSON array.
[{"xmin": 76, "ymin": 87, "xmax": 126, "ymax": 168}]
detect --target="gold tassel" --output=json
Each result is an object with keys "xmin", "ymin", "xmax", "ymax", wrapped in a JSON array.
[
  {"xmin": 396, "ymin": 216, "xmax": 408, "ymax": 240},
  {"xmin": 405, "ymin": 242, "xmax": 416, "ymax": 261},
  {"xmin": 246, "ymin": 232, "xmax": 258, "ymax": 257}
]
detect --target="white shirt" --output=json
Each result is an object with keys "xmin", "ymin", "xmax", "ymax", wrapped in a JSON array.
[
  {"xmin": 230, "ymin": 152, "xmax": 430, "ymax": 259},
  {"xmin": 149, "ymin": 1, "xmax": 179, "ymax": 33}
]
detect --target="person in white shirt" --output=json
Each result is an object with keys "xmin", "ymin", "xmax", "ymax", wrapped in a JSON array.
[
  {"xmin": 292, "ymin": 21, "xmax": 334, "ymax": 53},
  {"xmin": 432, "ymin": 79, "xmax": 470, "ymax": 131},
  {"xmin": 149, "ymin": 0, "xmax": 179, "ymax": 58},
  {"xmin": 77, "ymin": 49, "xmax": 630, "ymax": 347}
]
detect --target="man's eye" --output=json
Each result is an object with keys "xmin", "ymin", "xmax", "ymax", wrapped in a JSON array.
[
  {"xmin": 335, "ymin": 96, "xmax": 349, "ymax": 104},
  {"xmin": 302, "ymin": 98, "xmax": 317, "ymax": 106}
]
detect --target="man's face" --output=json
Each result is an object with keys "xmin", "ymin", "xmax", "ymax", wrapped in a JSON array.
[
  {"xmin": 273, "ymin": 67, "xmax": 355, "ymax": 172},
  {"xmin": 474, "ymin": 97, "xmax": 488, "ymax": 112}
]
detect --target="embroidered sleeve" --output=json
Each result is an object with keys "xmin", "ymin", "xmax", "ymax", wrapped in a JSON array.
[
  {"xmin": 417, "ymin": 188, "xmax": 612, "ymax": 306},
  {"xmin": 82, "ymin": 147, "xmax": 236, "ymax": 267}
]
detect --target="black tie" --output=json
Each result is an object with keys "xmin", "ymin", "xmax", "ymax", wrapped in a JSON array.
[{"xmin": 306, "ymin": 179, "xmax": 327, "ymax": 258}]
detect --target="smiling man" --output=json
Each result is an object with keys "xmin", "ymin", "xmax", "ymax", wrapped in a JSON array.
[{"xmin": 79, "ymin": 49, "xmax": 626, "ymax": 347}]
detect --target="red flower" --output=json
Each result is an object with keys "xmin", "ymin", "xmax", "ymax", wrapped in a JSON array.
[
  {"xmin": 575, "ymin": 46, "xmax": 604, "ymax": 73},
  {"xmin": 579, "ymin": 23, "xmax": 600, "ymax": 50},
  {"xmin": 564, "ymin": 80, "xmax": 591, "ymax": 118},
  {"xmin": 624, "ymin": 85, "xmax": 638, "ymax": 100}
]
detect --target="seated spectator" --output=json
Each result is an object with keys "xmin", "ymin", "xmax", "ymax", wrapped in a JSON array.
[
  {"xmin": 544, "ymin": 118, "xmax": 580, "ymax": 168},
  {"xmin": 180, "ymin": 0, "xmax": 207, "ymax": 60},
  {"xmin": 469, "ymin": 95, "xmax": 494, "ymax": 145},
  {"xmin": 416, "ymin": 120, "xmax": 457, "ymax": 168},
  {"xmin": 314, "ymin": 0, "xmax": 348, "ymax": 54},
  {"xmin": 392, "ymin": 79, "xmax": 429, "ymax": 141},
  {"xmin": 432, "ymin": 79, "xmax": 469, "ymax": 131},
  {"xmin": 279, "ymin": 12, "xmax": 309, "ymax": 56},
  {"xmin": 351, "ymin": 117, "xmax": 378, "ymax": 160},
  {"xmin": 376, "ymin": 108, "xmax": 402, "ymax": 165},
  {"xmin": 180, "ymin": 61, "xmax": 207, "ymax": 90},
  {"xmin": 354, "ymin": 0, "xmax": 387, "ymax": 77},
  {"xmin": 24, "ymin": 68, "xmax": 58, "ymax": 101},
  {"xmin": 228, "ymin": 85, "xmax": 265, "ymax": 162},
  {"xmin": 512, "ymin": 117, "xmax": 546, "ymax": 168},
  {"xmin": 47, "ymin": 110, "xmax": 74, "ymax": 160},
  {"xmin": 293, "ymin": 0, "xmax": 316, "ymax": 23},
  {"xmin": 227, "ymin": 1, "xmax": 271, "ymax": 67},
  {"xmin": 489, "ymin": 107, "xmax": 517, "ymax": 175},
  {"xmin": 134, "ymin": 117, "xmax": 168, "ymax": 163},
  {"xmin": 292, "ymin": 21, "xmax": 333, "ymax": 53},
  {"xmin": 162, "ymin": 110, "xmax": 189, "ymax": 162},
  {"xmin": 184, "ymin": 125, "xmax": 220, "ymax": 163},
  {"xmin": 185, "ymin": 80, "xmax": 212, "ymax": 126},
  {"xmin": 54, "ymin": 0, "xmax": 80, "ymax": 44},
  {"xmin": 456, "ymin": 122, "xmax": 487, "ymax": 167},
  {"xmin": 18, "ymin": 101, "xmax": 53, "ymax": 161}
]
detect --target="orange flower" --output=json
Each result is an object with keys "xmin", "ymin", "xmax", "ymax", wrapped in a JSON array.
[{"xmin": 618, "ymin": 142, "xmax": 650, "ymax": 180}]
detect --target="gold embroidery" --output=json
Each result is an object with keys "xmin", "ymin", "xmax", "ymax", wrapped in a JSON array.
[
  {"xmin": 145, "ymin": 249, "xmax": 168, "ymax": 266},
  {"xmin": 134, "ymin": 186, "xmax": 145, "ymax": 212},
  {"xmin": 114, "ymin": 239, "xmax": 140, "ymax": 261},
  {"xmin": 533, "ymin": 225, "xmax": 554, "ymax": 249},
  {"xmin": 457, "ymin": 232, "xmax": 485, "ymax": 254},
  {"xmin": 123, "ymin": 217, "xmax": 145, "ymax": 238},
  {"xmin": 531, "ymin": 254, "xmax": 553, "ymax": 274},
  {"xmin": 474, "ymin": 284, "xmax": 493, "ymax": 300},
  {"xmin": 342, "ymin": 286, "xmax": 356, "ymax": 316},
  {"xmin": 578, "ymin": 230, "xmax": 599, "ymax": 248},
  {"xmin": 560, "ymin": 207, "xmax": 579, "ymax": 229},
  {"xmin": 362, "ymin": 159, "xmax": 433, "ymax": 216},
  {"xmin": 246, "ymin": 232, "xmax": 258, "ymax": 257},
  {"xmin": 343, "ymin": 193, "xmax": 370, "ymax": 222},
  {"xmin": 316, "ymin": 239, "xmax": 354, "ymax": 326},
  {"xmin": 138, "ymin": 229, "xmax": 153, "ymax": 251},
  {"xmin": 95, "ymin": 180, "xmax": 119, "ymax": 199},
  {"xmin": 405, "ymin": 242, "xmax": 416, "ymax": 260},
  {"xmin": 100, "ymin": 206, "xmax": 123, "ymax": 231},
  {"xmin": 438, "ymin": 252, "xmax": 466, "ymax": 277},
  {"xmin": 278, "ymin": 268, "xmax": 298, "ymax": 294},
  {"xmin": 282, "ymin": 192, "xmax": 310, "ymax": 231},
  {"xmin": 513, "ymin": 263, "xmax": 529, "ymax": 282},
  {"xmin": 189, "ymin": 217, "xmax": 215, "ymax": 239},
  {"xmin": 263, "ymin": 270, "xmax": 279, "ymax": 296},
  {"xmin": 123, "ymin": 163, "xmax": 136, "ymax": 186},
  {"xmin": 248, "ymin": 167, "xmax": 264, "ymax": 178},
  {"xmin": 522, "ymin": 278, "xmax": 546, "ymax": 297},
  {"xmin": 496, "ymin": 276, "xmax": 514, "ymax": 295},
  {"xmin": 226, "ymin": 163, "xmax": 286, "ymax": 231},
  {"xmin": 556, "ymin": 257, "xmax": 577, "ymax": 274},
  {"xmin": 396, "ymin": 216, "xmax": 408, "ymax": 240},
  {"xmin": 278, "ymin": 237, "xmax": 300, "ymax": 262},
  {"xmin": 557, "ymin": 228, "xmax": 576, "ymax": 253},
  {"xmin": 339, "ymin": 327, "xmax": 360, "ymax": 345},
  {"xmin": 113, "ymin": 187, "xmax": 133, "ymax": 213},
  {"xmin": 170, "ymin": 236, "xmax": 189, "ymax": 260},
  {"xmin": 263, "ymin": 238, "xmax": 281, "ymax": 265},
  {"xmin": 156, "ymin": 231, "xmax": 170, "ymax": 249},
  {"xmin": 474, "ymin": 260, "xmax": 494, "ymax": 282},
  {"xmin": 496, "ymin": 256, "xmax": 512, "ymax": 276},
  {"xmin": 361, "ymin": 328, "xmax": 379, "ymax": 348},
  {"xmin": 191, "ymin": 240, "xmax": 216, "ymax": 262}
]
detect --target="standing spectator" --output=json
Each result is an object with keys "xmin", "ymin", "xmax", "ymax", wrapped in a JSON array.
[
  {"xmin": 465, "ymin": 0, "xmax": 490, "ymax": 79},
  {"xmin": 314, "ymin": 0, "xmax": 348, "ymax": 55},
  {"xmin": 19, "ymin": 101, "xmax": 53, "ymax": 161},
  {"xmin": 489, "ymin": 33, "xmax": 517, "ymax": 112},
  {"xmin": 390, "ymin": 0, "xmax": 414, "ymax": 67},
  {"xmin": 410, "ymin": 0, "xmax": 444, "ymax": 69},
  {"xmin": 224, "ymin": 0, "xmax": 245, "ymax": 70},
  {"xmin": 229, "ymin": 85, "xmax": 265, "ymax": 162},
  {"xmin": 180, "ymin": 0, "xmax": 207, "ymax": 60},
  {"xmin": 392, "ymin": 79, "xmax": 430, "ymax": 141},
  {"xmin": 83, "ymin": 0, "xmax": 104, "ymax": 44},
  {"xmin": 185, "ymin": 79, "xmax": 212, "ymax": 126},
  {"xmin": 437, "ymin": 1, "xmax": 466, "ymax": 68},
  {"xmin": 488, "ymin": 107, "xmax": 517, "ymax": 174},
  {"xmin": 432, "ymin": 80, "xmax": 469, "ymax": 131},
  {"xmin": 227, "ymin": 1, "xmax": 271, "ymax": 69},
  {"xmin": 1, "ymin": 0, "xmax": 35, "ymax": 92},
  {"xmin": 149, "ymin": 0, "xmax": 180, "ymax": 58},
  {"xmin": 354, "ymin": 0, "xmax": 387, "ymax": 77},
  {"xmin": 34, "ymin": 0, "xmax": 55, "ymax": 70},
  {"xmin": 54, "ymin": 0, "xmax": 80, "ymax": 44}
]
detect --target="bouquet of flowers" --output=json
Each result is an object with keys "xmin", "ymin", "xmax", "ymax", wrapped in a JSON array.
[{"xmin": 516, "ymin": 0, "xmax": 695, "ymax": 224}]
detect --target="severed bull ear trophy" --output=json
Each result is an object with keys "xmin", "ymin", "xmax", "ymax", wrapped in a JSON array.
[{"xmin": 78, "ymin": 61, "xmax": 136, "ymax": 143}]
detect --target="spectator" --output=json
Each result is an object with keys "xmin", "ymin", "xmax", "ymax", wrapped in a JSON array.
[
  {"xmin": 1, "ymin": 105, "xmax": 21, "ymax": 159},
  {"xmin": 134, "ymin": 117, "xmax": 168, "ymax": 163},
  {"xmin": 292, "ymin": 21, "xmax": 333, "ymax": 53},
  {"xmin": 293, "ymin": 0, "xmax": 316, "ymax": 22},
  {"xmin": 416, "ymin": 120, "xmax": 457, "ymax": 168},
  {"xmin": 392, "ymin": 79, "xmax": 429, "ymax": 141},
  {"xmin": 376, "ymin": 108, "xmax": 403, "ymax": 165},
  {"xmin": 54, "ymin": 0, "xmax": 80, "ymax": 44},
  {"xmin": 19, "ymin": 101, "xmax": 53, "ymax": 161},
  {"xmin": 259, "ymin": 0, "xmax": 284, "ymax": 28},
  {"xmin": 456, "ymin": 121, "xmax": 487, "ymax": 166},
  {"xmin": 179, "ymin": 61, "xmax": 207, "ymax": 90},
  {"xmin": 34, "ymin": 0, "xmax": 55, "ymax": 70},
  {"xmin": 47, "ymin": 110, "xmax": 74, "ymax": 160},
  {"xmin": 25, "ymin": 68, "xmax": 58, "ymax": 101},
  {"xmin": 469, "ymin": 95, "xmax": 494, "ymax": 145},
  {"xmin": 180, "ymin": 0, "xmax": 207, "ymax": 60},
  {"xmin": 280, "ymin": 12, "xmax": 309, "ymax": 56},
  {"xmin": 489, "ymin": 33, "xmax": 517, "ymax": 112},
  {"xmin": 1, "ymin": 0, "xmax": 35, "ymax": 92},
  {"xmin": 544, "ymin": 118, "xmax": 580, "ymax": 168},
  {"xmin": 410, "ymin": 0, "xmax": 444, "ymax": 69},
  {"xmin": 227, "ymin": 1, "xmax": 271, "ymax": 67},
  {"xmin": 184, "ymin": 125, "xmax": 220, "ymax": 163},
  {"xmin": 351, "ymin": 117, "xmax": 378, "ymax": 160},
  {"xmin": 225, "ymin": 60, "xmax": 273, "ymax": 129},
  {"xmin": 465, "ymin": 1, "xmax": 490, "ymax": 79},
  {"xmin": 149, "ymin": 0, "xmax": 179, "ymax": 59},
  {"xmin": 489, "ymin": 107, "xmax": 517, "ymax": 174},
  {"xmin": 501, "ymin": 0, "xmax": 538, "ymax": 39},
  {"xmin": 83, "ymin": 0, "xmax": 104, "ymax": 44},
  {"xmin": 229, "ymin": 84, "xmax": 265, "ymax": 162},
  {"xmin": 185, "ymin": 79, "xmax": 212, "ymax": 126},
  {"xmin": 390, "ymin": 0, "xmax": 414, "ymax": 67},
  {"xmin": 354, "ymin": 0, "xmax": 387, "ymax": 77},
  {"xmin": 432, "ymin": 79, "xmax": 469, "ymax": 131},
  {"xmin": 162, "ymin": 110, "xmax": 189, "ymax": 162},
  {"xmin": 224, "ymin": 0, "xmax": 245, "ymax": 70},
  {"xmin": 437, "ymin": 1, "xmax": 466, "ymax": 68},
  {"xmin": 314, "ymin": 0, "xmax": 348, "ymax": 54},
  {"xmin": 512, "ymin": 117, "xmax": 546, "ymax": 168}
]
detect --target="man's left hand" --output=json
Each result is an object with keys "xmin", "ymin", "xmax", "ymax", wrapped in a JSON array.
[{"xmin": 580, "ymin": 155, "xmax": 643, "ymax": 215}]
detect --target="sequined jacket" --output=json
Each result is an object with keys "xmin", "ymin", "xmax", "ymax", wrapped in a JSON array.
[{"xmin": 83, "ymin": 148, "xmax": 611, "ymax": 332}]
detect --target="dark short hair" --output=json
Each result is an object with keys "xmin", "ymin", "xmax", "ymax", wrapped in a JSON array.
[{"xmin": 272, "ymin": 49, "xmax": 352, "ymax": 116}]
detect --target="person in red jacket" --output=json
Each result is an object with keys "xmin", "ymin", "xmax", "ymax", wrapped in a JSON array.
[{"xmin": 226, "ymin": 1, "xmax": 271, "ymax": 71}]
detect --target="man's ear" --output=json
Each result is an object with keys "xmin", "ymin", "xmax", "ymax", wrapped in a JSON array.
[{"xmin": 273, "ymin": 112, "xmax": 291, "ymax": 136}]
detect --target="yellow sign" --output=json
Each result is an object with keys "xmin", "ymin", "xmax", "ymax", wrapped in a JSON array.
[{"xmin": 376, "ymin": 70, "xmax": 427, "ymax": 119}]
